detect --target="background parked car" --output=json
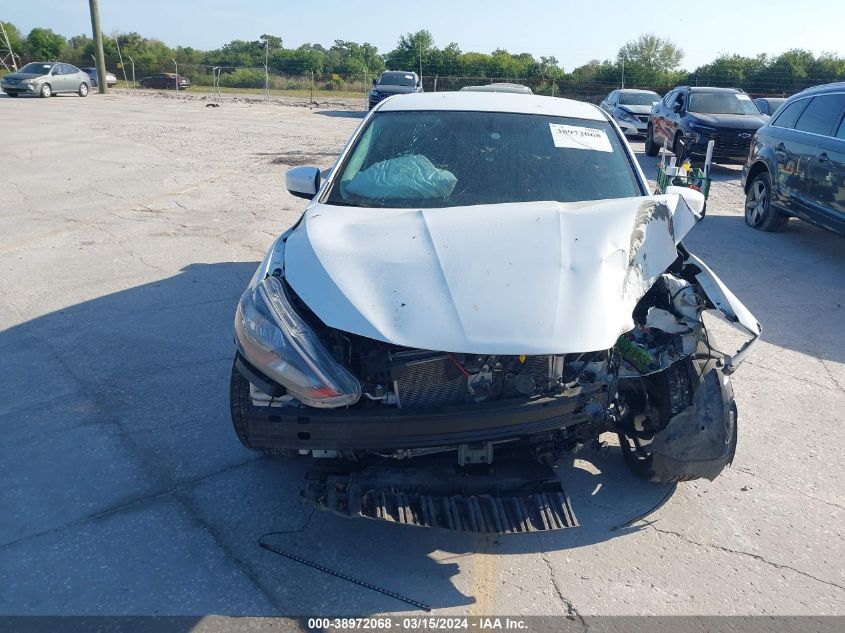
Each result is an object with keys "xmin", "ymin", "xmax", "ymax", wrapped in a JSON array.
[
  {"xmin": 460, "ymin": 82, "xmax": 533, "ymax": 94},
  {"xmin": 368, "ymin": 70, "xmax": 421, "ymax": 109},
  {"xmin": 646, "ymin": 86, "xmax": 767, "ymax": 163},
  {"xmin": 1, "ymin": 61, "xmax": 90, "ymax": 98},
  {"xmin": 599, "ymin": 88, "xmax": 661, "ymax": 137},
  {"xmin": 742, "ymin": 82, "xmax": 845, "ymax": 235},
  {"xmin": 80, "ymin": 66, "xmax": 118, "ymax": 88},
  {"xmin": 138, "ymin": 73, "xmax": 191, "ymax": 90},
  {"xmin": 753, "ymin": 97, "xmax": 787, "ymax": 116}
]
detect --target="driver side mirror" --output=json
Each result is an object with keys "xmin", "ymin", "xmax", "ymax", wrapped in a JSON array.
[
  {"xmin": 372, "ymin": 78, "xmax": 377, "ymax": 87},
  {"xmin": 671, "ymin": 101, "xmax": 682, "ymax": 112},
  {"xmin": 286, "ymin": 166, "xmax": 321, "ymax": 200}
]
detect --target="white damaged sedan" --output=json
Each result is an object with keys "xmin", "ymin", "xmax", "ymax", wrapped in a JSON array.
[{"xmin": 230, "ymin": 92, "xmax": 761, "ymax": 533}]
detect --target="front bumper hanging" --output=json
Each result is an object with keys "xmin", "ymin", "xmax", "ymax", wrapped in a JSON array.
[{"xmin": 303, "ymin": 455, "xmax": 579, "ymax": 534}]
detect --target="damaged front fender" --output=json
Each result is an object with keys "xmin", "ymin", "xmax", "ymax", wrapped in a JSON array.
[
  {"xmin": 648, "ymin": 365, "xmax": 737, "ymax": 482},
  {"xmin": 686, "ymin": 251, "xmax": 762, "ymax": 374}
]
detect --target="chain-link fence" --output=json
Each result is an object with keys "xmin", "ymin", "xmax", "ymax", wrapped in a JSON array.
[{"xmin": 7, "ymin": 54, "xmax": 824, "ymax": 105}]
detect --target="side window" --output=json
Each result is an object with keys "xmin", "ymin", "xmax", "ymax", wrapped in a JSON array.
[
  {"xmin": 794, "ymin": 95, "xmax": 845, "ymax": 137},
  {"xmin": 771, "ymin": 99, "xmax": 807, "ymax": 129},
  {"xmin": 610, "ymin": 91, "xmax": 618, "ymax": 105},
  {"xmin": 50, "ymin": 65, "xmax": 62, "ymax": 75},
  {"xmin": 65, "ymin": 64, "xmax": 79, "ymax": 74}
]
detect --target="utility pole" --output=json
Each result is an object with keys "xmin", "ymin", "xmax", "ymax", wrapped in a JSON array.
[
  {"xmin": 88, "ymin": 0, "xmax": 108, "ymax": 94},
  {"xmin": 0, "ymin": 21, "xmax": 19, "ymax": 72},
  {"xmin": 172, "ymin": 57, "xmax": 178, "ymax": 95},
  {"xmin": 621, "ymin": 58, "xmax": 625, "ymax": 89},
  {"xmin": 418, "ymin": 40, "xmax": 423, "ymax": 83}
]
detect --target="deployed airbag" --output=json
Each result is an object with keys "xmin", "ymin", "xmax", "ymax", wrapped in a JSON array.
[{"xmin": 343, "ymin": 155, "xmax": 458, "ymax": 201}]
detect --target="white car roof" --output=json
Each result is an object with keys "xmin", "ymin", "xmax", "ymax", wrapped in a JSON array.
[{"xmin": 378, "ymin": 91, "xmax": 605, "ymax": 121}]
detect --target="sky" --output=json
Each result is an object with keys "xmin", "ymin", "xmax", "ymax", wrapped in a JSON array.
[{"xmin": 3, "ymin": 0, "xmax": 843, "ymax": 71}]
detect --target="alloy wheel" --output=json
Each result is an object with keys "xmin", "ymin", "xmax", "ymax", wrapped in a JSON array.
[{"xmin": 745, "ymin": 179, "xmax": 769, "ymax": 226}]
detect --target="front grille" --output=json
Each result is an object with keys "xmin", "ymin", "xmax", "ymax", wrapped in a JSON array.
[{"xmin": 714, "ymin": 132, "xmax": 753, "ymax": 153}]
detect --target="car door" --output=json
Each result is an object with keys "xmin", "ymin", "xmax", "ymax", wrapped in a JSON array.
[
  {"xmin": 48, "ymin": 64, "xmax": 65, "ymax": 92},
  {"xmin": 60, "ymin": 64, "xmax": 77, "ymax": 91},
  {"xmin": 664, "ymin": 89, "xmax": 687, "ymax": 148},
  {"xmin": 65, "ymin": 64, "xmax": 84, "ymax": 89},
  {"xmin": 58, "ymin": 64, "xmax": 76, "ymax": 92},
  {"xmin": 766, "ymin": 97, "xmax": 812, "ymax": 217},
  {"xmin": 801, "ymin": 94, "xmax": 845, "ymax": 232},
  {"xmin": 652, "ymin": 90, "xmax": 675, "ymax": 147}
]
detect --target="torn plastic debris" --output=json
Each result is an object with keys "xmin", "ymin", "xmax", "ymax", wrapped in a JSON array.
[
  {"xmin": 343, "ymin": 154, "xmax": 458, "ymax": 201},
  {"xmin": 645, "ymin": 307, "xmax": 689, "ymax": 334}
]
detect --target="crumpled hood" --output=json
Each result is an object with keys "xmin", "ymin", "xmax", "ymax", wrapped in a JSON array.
[{"xmin": 284, "ymin": 195, "xmax": 699, "ymax": 354}]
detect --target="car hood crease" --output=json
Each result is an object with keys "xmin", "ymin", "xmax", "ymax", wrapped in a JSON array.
[{"xmin": 284, "ymin": 194, "xmax": 699, "ymax": 355}]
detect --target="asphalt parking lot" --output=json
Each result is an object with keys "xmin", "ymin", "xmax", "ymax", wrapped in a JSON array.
[{"xmin": 1, "ymin": 91, "xmax": 843, "ymax": 618}]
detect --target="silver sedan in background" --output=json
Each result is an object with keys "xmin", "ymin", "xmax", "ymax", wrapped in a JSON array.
[
  {"xmin": 1, "ymin": 62, "xmax": 91, "ymax": 98},
  {"xmin": 600, "ymin": 88, "xmax": 662, "ymax": 137}
]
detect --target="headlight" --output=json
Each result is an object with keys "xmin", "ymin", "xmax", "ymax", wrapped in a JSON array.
[
  {"xmin": 688, "ymin": 122, "xmax": 716, "ymax": 135},
  {"xmin": 615, "ymin": 108, "xmax": 637, "ymax": 123},
  {"xmin": 22, "ymin": 79, "xmax": 38, "ymax": 85},
  {"xmin": 369, "ymin": 90, "xmax": 379, "ymax": 97},
  {"xmin": 234, "ymin": 275, "xmax": 361, "ymax": 408}
]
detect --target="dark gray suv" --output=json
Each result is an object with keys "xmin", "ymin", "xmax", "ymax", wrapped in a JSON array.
[
  {"xmin": 368, "ymin": 71, "xmax": 422, "ymax": 109},
  {"xmin": 742, "ymin": 82, "xmax": 845, "ymax": 235}
]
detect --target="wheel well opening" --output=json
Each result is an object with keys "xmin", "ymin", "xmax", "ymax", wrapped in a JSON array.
[{"xmin": 745, "ymin": 162, "xmax": 769, "ymax": 193}]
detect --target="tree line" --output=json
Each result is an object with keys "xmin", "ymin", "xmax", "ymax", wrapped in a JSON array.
[{"xmin": 3, "ymin": 20, "xmax": 844, "ymax": 95}]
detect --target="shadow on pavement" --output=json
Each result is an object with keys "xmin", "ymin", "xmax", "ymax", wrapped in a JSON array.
[
  {"xmin": 314, "ymin": 109, "xmax": 367, "ymax": 119},
  {"xmin": 0, "ymin": 260, "xmax": 671, "ymax": 615}
]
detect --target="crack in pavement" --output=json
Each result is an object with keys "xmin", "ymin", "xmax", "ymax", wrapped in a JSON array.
[
  {"xmin": 651, "ymin": 526, "xmax": 845, "ymax": 594},
  {"xmin": 819, "ymin": 359, "xmax": 845, "ymax": 395},
  {"xmin": 0, "ymin": 452, "xmax": 261, "ymax": 552},
  {"xmin": 733, "ymin": 466, "xmax": 845, "ymax": 512},
  {"xmin": 536, "ymin": 536, "xmax": 587, "ymax": 629}
]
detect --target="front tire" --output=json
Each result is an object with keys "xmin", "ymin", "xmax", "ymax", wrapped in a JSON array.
[
  {"xmin": 745, "ymin": 171, "xmax": 788, "ymax": 232},
  {"xmin": 39, "ymin": 83, "xmax": 52, "ymax": 98},
  {"xmin": 644, "ymin": 125, "xmax": 659, "ymax": 156},
  {"xmin": 78, "ymin": 82, "xmax": 89, "ymax": 97},
  {"xmin": 229, "ymin": 361, "xmax": 297, "ymax": 459}
]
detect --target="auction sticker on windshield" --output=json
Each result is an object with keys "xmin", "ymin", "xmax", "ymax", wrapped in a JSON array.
[{"xmin": 549, "ymin": 123, "xmax": 612, "ymax": 152}]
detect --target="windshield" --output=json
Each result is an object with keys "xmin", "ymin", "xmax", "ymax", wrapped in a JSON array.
[
  {"xmin": 619, "ymin": 92, "xmax": 660, "ymax": 106},
  {"xmin": 378, "ymin": 73, "xmax": 416, "ymax": 87},
  {"xmin": 19, "ymin": 62, "xmax": 53, "ymax": 75},
  {"xmin": 326, "ymin": 111, "xmax": 642, "ymax": 209},
  {"xmin": 688, "ymin": 92, "xmax": 760, "ymax": 115}
]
